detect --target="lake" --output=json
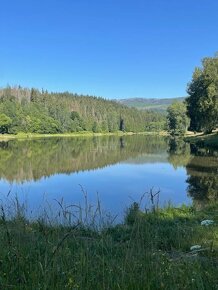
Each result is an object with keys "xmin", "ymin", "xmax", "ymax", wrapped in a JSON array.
[{"xmin": 0, "ymin": 135, "xmax": 217, "ymax": 223}]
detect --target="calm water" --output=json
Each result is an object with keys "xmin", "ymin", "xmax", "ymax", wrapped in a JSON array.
[{"xmin": 0, "ymin": 135, "xmax": 217, "ymax": 221}]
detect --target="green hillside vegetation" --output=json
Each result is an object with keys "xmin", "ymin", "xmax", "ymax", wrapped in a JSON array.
[
  {"xmin": 117, "ymin": 97, "xmax": 186, "ymax": 112},
  {"xmin": 0, "ymin": 87, "xmax": 166, "ymax": 135}
]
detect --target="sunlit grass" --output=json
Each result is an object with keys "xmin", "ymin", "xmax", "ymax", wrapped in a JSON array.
[
  {"xmin": 0, "ymin": 198, "xmax": 217, "ymax": 289},
  {"xmin": 0, "ymin": 130, "xmax": 167, "ymax": 141}
]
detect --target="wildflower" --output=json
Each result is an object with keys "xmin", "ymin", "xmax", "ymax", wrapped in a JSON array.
[
  {"xmin": 190, "ymin": 245, "xmax": 201, "ymax": 251},
  {"xmin": 200, "ymin": 220, "xmax": 214, "ymax": 226}
]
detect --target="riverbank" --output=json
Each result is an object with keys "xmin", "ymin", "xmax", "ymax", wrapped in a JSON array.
[
  {"xmin": 0, "ymin": 202, "xmax": 217, "ymax": 289},
  {"xmin": 185, "ymin": 130, "xmax": 218, "ymax": 148},
  {"xmin": 0, "ymin": 130, "xmax": 168, "ymax": 141}
]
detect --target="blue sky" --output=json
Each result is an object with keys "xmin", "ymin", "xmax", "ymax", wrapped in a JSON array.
[{"xmin": 0, "ymin": 0, "xmax": 218, "ymax": 99}]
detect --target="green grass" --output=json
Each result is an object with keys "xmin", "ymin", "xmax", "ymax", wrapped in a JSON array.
[
  {"xmin": 185, "ymin": 131, "xmax": 218, "ymax": 148},
  {"xmin": 0, "ymin": 201, "xmax": 217, "ymax": 289},
  {"xmin": 0, "ymin": 131, "xmax": 167, "ymax": 141},
  {"xmin": 0, "ymin": 131, "xmax": 134, "ymax": 140}
]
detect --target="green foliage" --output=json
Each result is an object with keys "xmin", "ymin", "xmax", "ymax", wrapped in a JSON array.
[
  {"xmin": 0, "ymin": 86, "xmax": 166, "ymax": 134},
  {"xmin": 167, "ymin": 101, "xmax": 190, "ymax": 136},
  {"xmin": 124, "ymin": 202, "xmax": 141, "ymax": 225},
  {"xmin": 119, "ymin": 118, "xmax": 125, "ymax": 131},
  {"xmin": 92, "ymin": 121, "xmax": 101, "ymax": 133},
  {"xmin": 186, "ymin": 54, "xmax": 218, "ymax": 133},
  {"xmin": 30, "ymin": 88, "xmax": 40, "ymax": 103},
  {"xmin": 0, "ymin": 113, "xmax": 12, "ymax": 133}
]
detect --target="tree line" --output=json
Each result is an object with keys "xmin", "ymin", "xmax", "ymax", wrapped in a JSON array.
[
  {"xmin": 167, "ymin": 53, "xmax": 218, "ymax": 136},
  {"xmin": 0, "ymin": 87, "xmax": 166, "ymax": 134}
]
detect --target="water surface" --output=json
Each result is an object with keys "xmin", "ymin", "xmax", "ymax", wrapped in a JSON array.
[{"xmin": 0, "ymin": 135, "xmax": 217, "ymax": 221}]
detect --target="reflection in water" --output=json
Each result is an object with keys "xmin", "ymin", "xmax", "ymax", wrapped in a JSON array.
[
  {"xmin": 186, "ymin": 145, "xmax": 218, "ymax": 207},
  {"xmin": 0, "ymin": 135, "xmax": 167, "ymax": 182},
  {"xmin": 167, "ymin": 138, "xmax": 218, "ymax": 206},
  {"xmin": 167, "ymin": 138, "xmax": 192, "ymax": 168},
  {"xmin": 0, "ymin": 135, "xmax": 217, "ymax": 213}
]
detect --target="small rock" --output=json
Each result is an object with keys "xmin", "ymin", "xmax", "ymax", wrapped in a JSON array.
[
  {"xmin": 200, "ymin": 220, "xmax": 214, "ymax": 226},
  {"xmin": 190, "ymin": 245, "xmax": 201, "ymax": 251}
]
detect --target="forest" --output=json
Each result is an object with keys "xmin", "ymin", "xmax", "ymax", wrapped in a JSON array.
[{"xmin": 0, "ymin": 87, "xmax": 165, "ymax": 134}]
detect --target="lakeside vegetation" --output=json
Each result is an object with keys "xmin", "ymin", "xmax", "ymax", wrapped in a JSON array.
[
  {"xmin": 0, "ymin": 199, "xmax": 217, "ymax": 289},
  {"xmin": 0, "ymin": 131, "xmax": 140, "ymax": 141},
  {"xmin": 0, "ymin": 130, "xmax": 167, "ymax": 142},
  {"xmin": 186, "ymin": 55, "xmax": 218, "ymax": 134}
]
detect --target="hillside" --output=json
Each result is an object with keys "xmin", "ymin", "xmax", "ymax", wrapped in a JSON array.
[
  {"xmin": 117, "ymin": 97, "xmax": 186, "ymax": 112},
  {"xmin": 0, "ymin": 86, "xmax": 166, "ymax": 134}
]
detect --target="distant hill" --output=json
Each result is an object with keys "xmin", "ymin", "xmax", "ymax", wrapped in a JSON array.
[{"xmin": 117, "ymin": 97, "xmax": 186, "ymax": 113}]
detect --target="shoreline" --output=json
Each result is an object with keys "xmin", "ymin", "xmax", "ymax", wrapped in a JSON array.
[
  {"xmin": 184, "ymin": 129, "xmax": 218, "ymax": 148},
  {"xmin": 0, "ymin": 130, "xmax": 168, "ymax": 141}
]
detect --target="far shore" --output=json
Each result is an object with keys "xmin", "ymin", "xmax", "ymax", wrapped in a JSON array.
[
  {"xmin": 1, "ymin": 130, "xmax": 218, "ymax": 148},
  {"xmin": 0, "ymin": 130, "xmax": 168, "ymax": 141}
]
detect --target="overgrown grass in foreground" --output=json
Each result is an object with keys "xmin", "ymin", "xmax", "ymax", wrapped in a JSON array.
[{"xmin": 0, "ymin": 202, "xmax": 217, "ymax": 289}]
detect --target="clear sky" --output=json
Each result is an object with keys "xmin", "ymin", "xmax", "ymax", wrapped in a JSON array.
[{"xmin": 0, "ymin": 0, "xmax": 218, "ymax": 99}]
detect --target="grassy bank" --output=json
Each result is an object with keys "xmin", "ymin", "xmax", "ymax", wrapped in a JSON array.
[
  {"xmin": 0, "ymin": 202, "xmax": 217, "ymax": 289},
  {"xmin": 185, "ymin": 130, "xmax": 218, "ymax": 148},
  {"xmin": 0, "ymin": 130, "xmax": 167, "ymax": 141}
]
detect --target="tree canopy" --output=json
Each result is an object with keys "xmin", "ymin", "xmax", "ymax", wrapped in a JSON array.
[
  {"xmin": 167, "ymin": 101, "xmax": 189, "ymax": 136},
  {"xmin": 0, "ymin": 113, "xmax": 12, "ymax": 133},
  {"xmin": 186, "ymin": 54, "xmax": 218, "ymax": 133}
]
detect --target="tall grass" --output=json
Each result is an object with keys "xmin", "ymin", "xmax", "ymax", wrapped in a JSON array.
[{"xmin": 0, "ymin": 194, "xmax": 217, "ymax": 289}]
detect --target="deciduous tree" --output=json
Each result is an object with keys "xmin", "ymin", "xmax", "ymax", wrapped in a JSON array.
[
  {"xmin": 167, "ymin": 102, "xmax": 189, "ymax": 136},
  {"xmin": 186, "ymin": 54, "xmax": 218, "ymax": 133}
]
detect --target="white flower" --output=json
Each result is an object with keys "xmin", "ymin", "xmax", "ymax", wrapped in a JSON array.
[
  {"xmin": 190, "ymin": 245, "xmax": 201, "ymax": 251},
  {"xmin": 200, "ymin": 220, "xmax": 214, "ymax": 226}
]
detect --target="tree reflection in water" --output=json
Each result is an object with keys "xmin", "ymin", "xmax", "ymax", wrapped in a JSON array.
[
  {"xmin": 0, "ymin": 135, "xmax": 167, "ymax": 182},
  {"xmin": 167, "ymin": 138, "xmax": 218, "ymax": 208},
  {"xmin": 0, "ymin": 136, "xmax": 217, "ymax": 208},
  {"xmin": 186, "ymin": 145, "xmax": 218, "ymax": 208}
]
